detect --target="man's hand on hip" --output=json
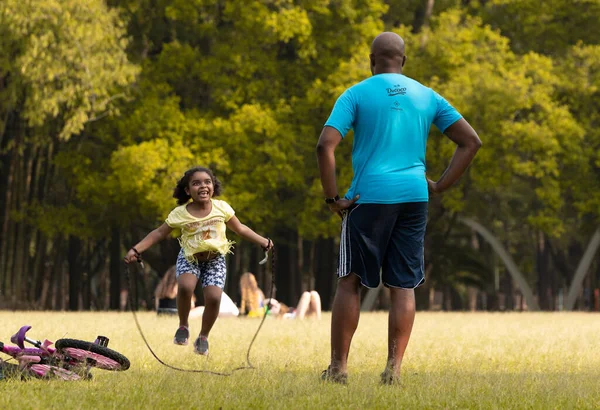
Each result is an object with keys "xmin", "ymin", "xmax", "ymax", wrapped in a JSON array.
[
  {"xmin": 427, "ymin": 179, "xmax": 440, "ymax": 195},
  {"xmin": 328, "ymin": 195, "xmax": 360, "ymax": 218}
]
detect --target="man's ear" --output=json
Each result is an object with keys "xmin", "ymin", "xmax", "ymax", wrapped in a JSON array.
[
  {"xmin": 369, "ymin": 54, "xmax": 376, "ymax": 75},
  {"xmin": 402, "ymin": 55, "xmax": 407, "ymax": 67}
]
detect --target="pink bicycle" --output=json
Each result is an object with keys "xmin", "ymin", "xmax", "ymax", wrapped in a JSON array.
[{"xmin": 0, "ymin": 325, "xmax": 130, "ymax": 381}]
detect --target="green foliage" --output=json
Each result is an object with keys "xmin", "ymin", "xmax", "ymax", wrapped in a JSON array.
[
  {"xmin": 475, "ymin": 0, "xmax": 600, "ymax": 55},
  {"xmin": 0, "ymin": 0, "xmax": 138, "ymax": 140},
  {"xmin": 555, "ymin": 44, "xmax": 600, "ymax": 224},
  {"xmin": 402, "ymin": 11, "xmax": 584, "ymax": 236},
  {"xmin": 3, "ymin": 0, "xmax": 600, "ymax": 301}
]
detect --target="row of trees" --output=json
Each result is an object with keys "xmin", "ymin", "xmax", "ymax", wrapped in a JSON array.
[{"xmin": 1, "ymin": 0, "xmax": 599, "ymax": 311}]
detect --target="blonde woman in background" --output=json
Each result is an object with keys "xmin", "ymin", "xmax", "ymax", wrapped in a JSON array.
[
  {"xmin": 239, "ymin": 272, "xmax": 265, "ymax": 317},
  {"xmin": 240, "ymin": 272, "xmax": 321, "ymax": 320}
]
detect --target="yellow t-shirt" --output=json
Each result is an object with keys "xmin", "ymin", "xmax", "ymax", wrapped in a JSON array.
[{"xmin": 165, "ymin": 199, "xmax": 236, "ymax": 261}]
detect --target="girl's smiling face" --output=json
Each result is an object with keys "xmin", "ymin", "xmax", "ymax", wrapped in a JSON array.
[{"xmin": 186, "ymin": 171, "xmax": 214, "ymax": 203}]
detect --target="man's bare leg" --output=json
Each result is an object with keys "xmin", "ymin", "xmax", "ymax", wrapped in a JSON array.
[
  {"xmin": 329, "ymin": 274, "xmax": 362, "ymax": 375},
  {"xmin": 383, "ymin": 287, "xmax": 416, "ymax": 382}
]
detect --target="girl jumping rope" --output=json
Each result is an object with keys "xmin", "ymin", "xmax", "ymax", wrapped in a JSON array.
[{"xmin": 124, "ymin": 166, "xmax": 273, "ymax": 355}]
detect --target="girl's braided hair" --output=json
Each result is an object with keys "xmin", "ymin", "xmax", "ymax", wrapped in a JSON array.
[{"xmin": 173, "ymin": 166, "xmax": 222, "ymax": 205}]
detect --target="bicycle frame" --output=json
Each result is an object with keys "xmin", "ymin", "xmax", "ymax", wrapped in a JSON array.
[
  {"xmin": 1, "ymin": 325, "xmax": 128, "ymax": 380},
  {"xmin": 1, "ymin": 325, "xmax": 56, "ymax": 357},
  {"xmin": 0, "ymin": 326, "xmax": 86, "ymax": 380}
]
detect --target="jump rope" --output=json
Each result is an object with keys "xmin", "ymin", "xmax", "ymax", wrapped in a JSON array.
[{"xmin": 123, "ymin": 243, "xmax": 275, "ymax": 376}]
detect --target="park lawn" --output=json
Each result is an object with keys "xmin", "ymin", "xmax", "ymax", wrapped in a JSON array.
[{"xmin": 1, "ymin": 311, "xmax": 599, "ymax": 409}]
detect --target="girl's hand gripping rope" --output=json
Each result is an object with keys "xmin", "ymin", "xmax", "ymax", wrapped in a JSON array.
[
  {"xmin": 124, "ymin": 247, "xmax": 145, "ymax": 268},
  {"xmin": 259, "ymin": 238, "xmax": 273, "ymax": 265}
]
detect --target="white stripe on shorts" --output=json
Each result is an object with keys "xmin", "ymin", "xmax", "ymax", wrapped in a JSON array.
[
  {"xmin": 337, "ymin": 205, "xmax": 360, "ymax": 278},
  {"xmin": 338, "ymin": 213, "xmax": 349, "ymax": 277}
]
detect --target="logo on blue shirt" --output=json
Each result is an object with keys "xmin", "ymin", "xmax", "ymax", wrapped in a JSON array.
[{"xmin": 387, "ymin": 85, "xmax": 407, "ymax": 96}]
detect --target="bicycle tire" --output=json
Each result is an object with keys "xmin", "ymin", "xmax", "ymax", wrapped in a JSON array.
[{"xmin": 55, "ymin": 339, "xmax": 130, "ymax": 371}]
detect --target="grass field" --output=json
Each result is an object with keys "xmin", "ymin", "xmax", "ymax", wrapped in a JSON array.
[{"xmin": 1, "ymin": 311, "xmax": 599, "ymax": 409}]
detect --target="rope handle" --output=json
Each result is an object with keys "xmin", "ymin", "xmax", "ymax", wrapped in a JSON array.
[
  {"xmin": 131, "ymin": 247, "xmax": 145, "ymax": 268},
  {"xmin": 259, "ymin": 238, "xmax": 272, "ymax": 265}
]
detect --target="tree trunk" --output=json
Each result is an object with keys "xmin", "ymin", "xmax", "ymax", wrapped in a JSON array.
[
  {"xmin": 467, "ymin": 286, "xmax": 478, "ymax": 311},
  {"xmin": 38, "ymin": 241, "xmax": 57, "ymax": 309},
  {"xmin": 275, "ymin": 230, "xmax": 295, "ymax": 306},
  {"xmin": 29, "ymin": 232, "xmax": 46, "ymax": 302},
  {"xmin": 315, "ymin": 237, "xmax": 336, "ymax": 310},
  {"xmin": 443, "ymin": 285, "xmax": 452, "ymax": 311},
  {"xmin": 428, "ymin": 286, "xmax": 436, "ymax": 310},
  {"xmin": 423, "ymin": 0, "xmax": 435, "ymax": 29},
  {"xmin": 68, "ymin": 235, "xmax": 82, "ymax": 310},
  {"xmin": 504, "ymin": 269, "xmax": 514, "ymax": 311},
  {"xmin": 412, "ymin": 0, "xmax": 436, "ymax": 34},
  {"xmin": 50, "ymin": 244, "xmax": 66, "ymax": 310},
  {"xmin": 12, "ymin": 146, "xmax": 27, "ymax": 304},
  {"xmin": 292, "ymin": 231, "xmax": 301, "ymax": 303},
  {"xmin": 536, "ymin": 232, "xmax": 552, "ymax": 310},
  {"xmin": 1, "ymin": 147, "xmax": 17, "ymax": 304},
  {"xmin": 109, "ymin": 226, "xmax": 121, "ymax": 310},
  {"xmin": 297, "ymin": 235, "xmax": 304, "ymax": 292},
  {"xmin": 308, "ymin": 240, "xmax": 316, "ymax": 291}
]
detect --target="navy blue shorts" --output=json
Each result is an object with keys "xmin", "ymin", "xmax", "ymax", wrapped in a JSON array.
[{"xmin": 337, "ymin": 202, "xmax": 428, "ymax": 289}]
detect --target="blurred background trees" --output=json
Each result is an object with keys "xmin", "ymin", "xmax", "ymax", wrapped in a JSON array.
[{"xmin": 1, "ymin": 0, "xmax": 598, "ymax": 312}]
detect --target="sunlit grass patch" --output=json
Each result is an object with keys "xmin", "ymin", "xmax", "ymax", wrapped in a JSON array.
[{"xmin": 1, "ymin": 311, "xmax": 599, "ymax": 409}]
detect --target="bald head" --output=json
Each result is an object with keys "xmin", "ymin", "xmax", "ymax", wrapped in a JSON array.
[{"xmin": 370, "ymin": 32, "xmax": 406, "ymax": 74}]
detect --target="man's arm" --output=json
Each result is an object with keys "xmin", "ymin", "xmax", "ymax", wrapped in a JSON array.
[
  {"xmin": 429, "ymin": 118, "xmax": 482, "ymax": 194},
  {"xmin": 316, "ymin": 126, "xmax": 359, "ymax": 216},
  {"xmin": 316, "ymin": 126, "xmax": 343, "ymax": 199}
]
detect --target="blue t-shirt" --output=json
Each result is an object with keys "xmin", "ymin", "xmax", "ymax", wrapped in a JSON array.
[{"xmin": 324, "ymin": 73, "xmax": 462, "ymax": 204}]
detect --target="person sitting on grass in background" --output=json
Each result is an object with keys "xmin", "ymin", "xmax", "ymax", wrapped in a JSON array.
[
  {"xmin": 239, "ymin": 272, "xmax": 266, "ymax": 318},
  {"xmin": 266, "ymin": 291, "xmax": 322, "ymax": 320},
  {"xmin": 124, "ymin": 166, "xmax": 273, "ymax": 355},
  {"xmin": 239, "ymin": 271, "xmax": 322, "ymax": 320},
  {"xmin": 154, "ymin": 266, "xmax": 239, "ymax": 318},
  {"xmin": 295, "ymin": 290, "xmax": 322, "ymax": 320},
  {"xmin": 154, "ymin": 266, "xmax": 184, "ymax": 316}
]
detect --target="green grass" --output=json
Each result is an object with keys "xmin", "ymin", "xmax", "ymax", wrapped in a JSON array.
[{"xmin": 1, "ymin": 311, "xmax": 599, "ymax": 409}]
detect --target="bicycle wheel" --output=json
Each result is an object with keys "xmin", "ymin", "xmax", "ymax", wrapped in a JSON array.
[{"xmin": 55, "ymin": 339, "xmax": 130, "ymax": 371}]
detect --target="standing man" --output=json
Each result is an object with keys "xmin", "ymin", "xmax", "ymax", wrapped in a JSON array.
[{"xmin": 316, "ymin": 32, "xmax": 481, "ymax": 385}]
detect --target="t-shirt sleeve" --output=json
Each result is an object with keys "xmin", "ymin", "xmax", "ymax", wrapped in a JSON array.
[
  {"xmin": 324, "ymin": 89, "xmax": 356, "ymax": 138},
  {"xmin": 220, "ymin": 200, "xmax": 235, "ymax": 222},
  {"xmin": 432, "ymin": 91, "xmax": 463, "ymax": 133},
  {"xmin": 165, "ymin": 207, "xmax": 183, "ymax": 228}
]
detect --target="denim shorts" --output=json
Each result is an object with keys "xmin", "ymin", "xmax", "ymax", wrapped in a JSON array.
[
  {"xmin": 175, "ymin": 250, "xmax": 227, "ymax": 289},
  {"xmin": 337, "ymin": 202, "xmax": 428, "ymax": 289}
]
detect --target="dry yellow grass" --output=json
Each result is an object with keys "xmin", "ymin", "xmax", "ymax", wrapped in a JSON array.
[{"xmin": 1, "ymin": 311, "xmax": 599, "ymax": 409}]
